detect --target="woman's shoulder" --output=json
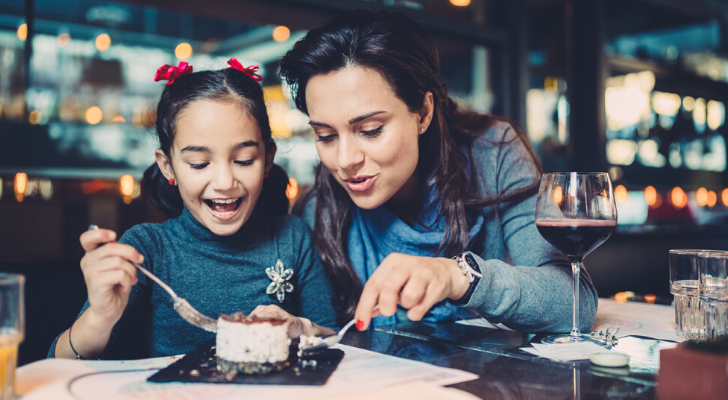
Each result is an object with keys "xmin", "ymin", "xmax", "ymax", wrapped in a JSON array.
[{"xmin": 470, "ymin": 119, "xmax": 520, "ymax": 152}]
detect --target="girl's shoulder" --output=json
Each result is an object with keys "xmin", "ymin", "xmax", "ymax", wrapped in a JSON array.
[
  {"xmin": 117, "ymin": 221, "xmax": 169, "ymax": 259},
  {"xmin": 470, "ymin": 120, "xmax": 519, "ymax": 152}
]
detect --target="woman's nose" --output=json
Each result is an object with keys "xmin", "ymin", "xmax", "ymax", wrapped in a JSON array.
[{"xmin": 337, "ymin": 136, "xmax": 365, "ymax": 170}]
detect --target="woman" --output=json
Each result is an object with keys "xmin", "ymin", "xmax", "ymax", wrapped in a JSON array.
[{"xmin": 279, "ymin": 10, "xmax": 597, "ymax": 333}]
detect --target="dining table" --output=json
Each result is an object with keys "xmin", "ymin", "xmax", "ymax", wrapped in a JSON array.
[{"xmin": 16, "ymin": 298, "xmax": 678, "ymax": 399}]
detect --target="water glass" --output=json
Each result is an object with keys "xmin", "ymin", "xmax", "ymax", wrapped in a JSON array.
[
  {"xmin": 0, "ymin": 274, "xmax": 23, "ymax": 400},
  {"xmin": 669, "ymin": 250, "xmax": 707, "ymax": 339},
  {"xmin": 699, "ymin": 252, "xmax": 728, "ymax": 339}
]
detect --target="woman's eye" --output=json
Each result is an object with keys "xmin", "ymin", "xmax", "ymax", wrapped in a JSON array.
[
  {"xmin": 189, "ymin": 163, "xmax": 209, "ymax": 170},
  {"xmin": 361, "ymin": 126, "xmax": 382, "ymax": 137},
  {"xmin": 235, "ymin": 160, "xmax": 254, "ymax": 167},
  {"xmin": 316, "ymin": 134, "xmax": 336, "ymax": 143}
]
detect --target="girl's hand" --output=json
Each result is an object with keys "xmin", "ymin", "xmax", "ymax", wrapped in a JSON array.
[
  {"xmin": 79, "ymin": 229, "xmax": 142, "ymax": 327},
  {"xmin": 249, "ymin": 304, "xmax": 335, "ymax": 337},
  {"xmin": 354, "ymin": 253, "xmax": 470, "ymax": 330}
]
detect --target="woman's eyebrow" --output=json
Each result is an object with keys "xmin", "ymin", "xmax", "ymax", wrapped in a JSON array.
[
  {"xmin": 309, "ymin": 111, "xmax": 386, "ymax": 128},
  {"xmin": 180, "ymin": 145, "xmax": 210, "ymax": 153}
]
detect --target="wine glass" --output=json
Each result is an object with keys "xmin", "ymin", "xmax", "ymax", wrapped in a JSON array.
[{"xmin": 535, "ymin": 172, "xmax": 617, "ymax": 345}]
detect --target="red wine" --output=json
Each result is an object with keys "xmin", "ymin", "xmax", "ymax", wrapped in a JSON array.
[{"xmin": 536, "ymin": 219, "xmax": 616, "ymax": 261}]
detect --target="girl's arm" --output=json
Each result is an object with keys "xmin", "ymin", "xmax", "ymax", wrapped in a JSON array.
[{"xmin": 52, "ymin": 228, "xmax": 144, "ymax": 359}]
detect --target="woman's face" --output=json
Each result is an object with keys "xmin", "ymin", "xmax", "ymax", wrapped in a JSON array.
[
  {"xmin": 305, "ymin": 66, "xmax": 431, "ymax": 210},
  {"xmin": 156, "ymin": 99, "xmax": 273, "ymax": 236}
]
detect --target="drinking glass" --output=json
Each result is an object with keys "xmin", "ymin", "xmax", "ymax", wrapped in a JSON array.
[
  {"xmin": 536, "ymin": 172, "xmax": 617, "ymax": 344},
  {"xmin": 698, "ymin": 251, "xmax": 728, "ymax": 339},
  {"xmin": 669, "ymin": 250, "xmax": 706, "ymax": 339},
  {"xmin": 0, "ymin": 274, "xmax": 23, "ymax": 400}
]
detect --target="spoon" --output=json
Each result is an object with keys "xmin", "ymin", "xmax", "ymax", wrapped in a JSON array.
[
  {"xmin": 301, "ymin": 305, "xmax": 379, "ymax": 354},
  {"xmin": 88, "ymin": 225, "xmax": 218, "ymax": 333}
]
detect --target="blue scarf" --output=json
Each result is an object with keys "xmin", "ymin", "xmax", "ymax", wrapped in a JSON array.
[{"xmin": 348, "ymin": 188, "xmax": 484, "ymax": 327}]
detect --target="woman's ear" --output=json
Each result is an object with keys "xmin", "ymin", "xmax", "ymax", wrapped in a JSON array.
[
  {"xmin": 264, "ymin": 142, "xmax": 277, "ymax": 174},
  {"xmin": 418, "ymin": 92, "xmax": 434, "ymax": 134},
  {"xmin": 155, "ymin": 149, "xmax": 176, "ymax": 181}
]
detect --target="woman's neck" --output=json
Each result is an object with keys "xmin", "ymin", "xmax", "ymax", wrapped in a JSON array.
[{"xmin": 385, "ymin": 170, "xmax": 426, "ymax": 224}]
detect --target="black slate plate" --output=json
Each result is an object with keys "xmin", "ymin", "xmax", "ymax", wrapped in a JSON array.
[{"xmin": 147, "ymin": 340, "xmax": 345, "ymax": 386}]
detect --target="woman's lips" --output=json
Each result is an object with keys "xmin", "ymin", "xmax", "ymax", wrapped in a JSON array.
[{"xmin": 344, "ymin": 175, "xmax": 376, "ymax": 192}]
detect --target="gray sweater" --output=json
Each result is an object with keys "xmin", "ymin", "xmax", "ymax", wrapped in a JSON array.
[
  {"xmin": 49, "ymin": 208, "xmax": 337, "ymax": 359},
  {"xmin": 300, "ymin": 121, "xmax": 598, "ymax": 333}
]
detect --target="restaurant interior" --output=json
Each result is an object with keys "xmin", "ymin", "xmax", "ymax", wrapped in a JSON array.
[{"xmin": 1, "ymin": 0, "xmax": 727, "ymax": 393}]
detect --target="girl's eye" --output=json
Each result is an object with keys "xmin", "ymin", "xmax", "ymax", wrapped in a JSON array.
[
  {"xmin": 361, "ymin": 126, "xmax": 382, "ymax": 137},
  {"xmin": 316, "ymin": 134, "xmax": 337, "ymax": 143},
  {"xmin": 235, "ymin": 160, "xmax": 254, "ymax": 166},
  {"xmin": 190, "ymin": 163, "xmax": 209, "ymax": 170}
]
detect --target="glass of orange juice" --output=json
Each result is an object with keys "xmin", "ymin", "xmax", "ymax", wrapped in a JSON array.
[{"xmin": 0, "ymin": 274, "xmax": 23, "ymax": 400}]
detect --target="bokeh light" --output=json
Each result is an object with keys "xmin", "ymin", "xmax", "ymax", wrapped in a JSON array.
[
  {"xmin": 272, "ymin": 26, "xmax": 290, "ymax": 42},
  {"xmin": 17, "ymin": 24, "xmax": 27, "ymax": 41},
  {"xmin": 175, "ymin": 43, "xmax": 193, "ymax": 60},
  {"xmin": 95, "ymin": 34, "xmax": 111, "ymax": 52},
  {"xmin": 85, "ymin": 106, "xmax": 103, "ymax": 125},
  {"xmin": 120, "ymin": 175, "xmax": 134, "ymax": 197}
]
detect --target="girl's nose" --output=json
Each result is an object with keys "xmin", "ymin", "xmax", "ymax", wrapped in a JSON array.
[
  {"xmin": 337, "ymin": 136, "xmax": 365, "ymax": 170},
  {"xmin": 212, "ymin": 164, "xmax": 235, "ymax": 190}
]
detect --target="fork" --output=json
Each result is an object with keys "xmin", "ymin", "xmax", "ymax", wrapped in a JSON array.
[
  {"xmin": 302, "ymin": 305, "xmax": 379, "ymax": 353},
  {"xmin": 88, "ymin": 225, "xmax": 218, "ymax": 333}
]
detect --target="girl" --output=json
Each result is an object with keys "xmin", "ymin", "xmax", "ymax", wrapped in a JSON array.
[
  {"xmin": 50, "ymin": 60, "xmax": 336, "ymax": 360},
  {"xmin": 279, "ymin": 10, "xmax": 598, "ymax": 333}
]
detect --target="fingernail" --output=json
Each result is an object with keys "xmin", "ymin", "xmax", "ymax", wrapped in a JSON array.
[{"xmin": 355, "ymin": 320, "xmax": 364, "ymax": 331}]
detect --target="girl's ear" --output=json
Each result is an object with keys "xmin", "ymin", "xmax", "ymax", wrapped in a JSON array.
[
  {"xmin": 417, "ymin": 92, "xmax": 434, "ymax": 135},
  {"xmin": 264, "ymin": 142, "xmax": 277, "ymax": 173},
  {"xmin": 155, "ymin": 149, "xmax": 176, "ymax": 181}
]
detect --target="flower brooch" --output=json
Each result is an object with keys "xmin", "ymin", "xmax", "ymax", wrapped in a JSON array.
[{"xmin": 266, "ymin": 259, "xmax": 294, "ymax": 302}]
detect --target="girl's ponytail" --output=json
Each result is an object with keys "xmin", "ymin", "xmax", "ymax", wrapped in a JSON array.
[
  {"xmin": 255, "ymin": 163, "xmax": 289, "ymax": 217},
  {"xmin": 142, "ymin": 162, "xmax": 183, "ymax": 218}
]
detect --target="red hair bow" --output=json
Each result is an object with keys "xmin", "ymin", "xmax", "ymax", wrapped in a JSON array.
[
  {"xmin": 227, "ymin": 58, "xmax": 263, "ymax": 82},
  {"xmin": 154, "ymin": 62, "xmax": 193, "ymax": 85}
]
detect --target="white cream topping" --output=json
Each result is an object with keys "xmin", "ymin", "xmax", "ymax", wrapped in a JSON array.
[{"xmin": 216, "ymin": 318, "xmax": 290, "ymax": 364}]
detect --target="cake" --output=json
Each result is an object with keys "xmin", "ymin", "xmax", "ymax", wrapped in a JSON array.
[{"xmin": 215, "ymin": 312, "xmax": 291, "ymax": 374}]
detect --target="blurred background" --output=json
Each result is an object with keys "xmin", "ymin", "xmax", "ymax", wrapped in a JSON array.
[{"xmin": 1, "ymin": 0, "xmax": 727, "ymax": 365}]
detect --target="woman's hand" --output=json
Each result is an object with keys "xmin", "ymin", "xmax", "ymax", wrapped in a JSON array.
[
  {"xmin": 354, "ymin": 253, "xmax": 471, "ymax": 330},
  {"xmin": 79, "ymin": 228, "xmax": 142, "ymax": 327},
  {"xmin": 249, "ymin": 304, "xmax": 335, "ymax": 337}
]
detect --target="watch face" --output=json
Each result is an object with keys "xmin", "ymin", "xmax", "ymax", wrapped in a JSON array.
[{"xmin": 464, "ymin": 253, "xmax": 480, "ymax": 273}]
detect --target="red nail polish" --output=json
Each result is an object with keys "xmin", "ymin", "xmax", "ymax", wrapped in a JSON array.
[{"xmin": 355, "ymin": 320, "xmax": 364, "ymax": 331}]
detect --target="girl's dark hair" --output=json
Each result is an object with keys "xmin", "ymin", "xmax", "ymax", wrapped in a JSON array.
[
  {"xmin": 279, "ymin": 10, "xmax": 541, "ymax": 324},
  {"xmin": 142, "ymin": 67, "xmax": 289, "ymax": 219}
]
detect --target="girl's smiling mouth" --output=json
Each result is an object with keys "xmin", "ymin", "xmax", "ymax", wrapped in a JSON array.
[{"xmin": 204, "ymin": 197, "xmax": 243, "ymax": 220}]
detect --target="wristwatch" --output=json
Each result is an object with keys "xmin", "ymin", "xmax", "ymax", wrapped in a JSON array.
[{"xmin": 447, "ymin": 252, "xmax": 482, "ymax": 306}]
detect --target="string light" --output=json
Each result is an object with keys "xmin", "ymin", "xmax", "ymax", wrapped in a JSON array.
[
  {"xmin": 272, "ymin": 26, "xmax": 290, "ymax": 42},
  {"xmin": 17, "ymin": 24, "xmax": 27, "ymax": 41},
  {"xmin": 286, "ymin": 178, "xmax": 298, "ymax": 199},
  {"xmin": 85, "ymin": 107, "xmax": 102, "ymax": 125},
  {"xmin": 95, "ymin": 34, "xmax": 111, "ymax": 52},
  {"xmin": 644, "ymin": 186, "xmax": 657, "ymax": 206},
  {"xmin": 57, "ymin": 33, "xmax": 71, "ymax": 48},
  {"xmin": 696, "ymin": 187, "xmax": 708, "ymax": 207},
  {"xmin": 614, "ymin": 185, "xmax": 629, "ymax": 203},
  {"xmin": 707, "ymin": 191, "xmax": 717, "ymax": 207},
  {"xmin": 175, "ymin": 43, "xmax": 193, "ymax": 60},
  {"xmin": 14, "ymin": 173, "xmax": 27, "ymax": 202},
  {"xmin": 120, "ymin": 175, "xmax": 134, "ymax": 197},
  {"xmin": 671, "ymin": 187, "xmax": 687, "ymax": 209}
]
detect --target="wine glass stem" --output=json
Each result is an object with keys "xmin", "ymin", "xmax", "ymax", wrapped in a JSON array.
[{"xmin": 571, "ymin": 259, "xmax": 582, "ymax": 338}]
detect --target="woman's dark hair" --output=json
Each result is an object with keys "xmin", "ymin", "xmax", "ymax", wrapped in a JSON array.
[
  {"xmin": 143, "ymin": 67, "xmax": 289, "ymax": 219},
  {"xmin": 279, "ymin": 10, "xmax": 541, "ymax": 324}
]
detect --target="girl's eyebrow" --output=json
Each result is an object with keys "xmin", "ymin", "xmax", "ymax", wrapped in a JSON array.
[
  {"xmin": 180, "ymin": 141, "xmax": 258, "ymax": 153},
  {"xmin": 309, "ymin": 111, "xmax": 386, "ymax": 128}
]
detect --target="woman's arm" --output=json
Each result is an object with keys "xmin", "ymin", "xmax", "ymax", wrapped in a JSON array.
[{"xmin": 463, "ymin": 123, "xmax": 598, "ymax": 333}]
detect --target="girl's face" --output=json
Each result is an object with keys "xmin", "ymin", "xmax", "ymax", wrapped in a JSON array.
[
  {"xmin": 305, "ymin": 66, "xmax": 433, "ymax": 210},
  {"xmin": 156, "ymin": 99, "xmax": 273, "ymax": 236}
]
